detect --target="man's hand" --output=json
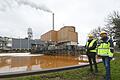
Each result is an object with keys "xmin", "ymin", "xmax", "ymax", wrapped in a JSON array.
[{"xmin": 109, "ymin": 57, "xmax": 113, "ymax": 60}]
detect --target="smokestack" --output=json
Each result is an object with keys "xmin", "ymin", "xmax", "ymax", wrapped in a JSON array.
[{"xmin": 52, "ymin": 13, "xmax": 54, "ymax": 30}]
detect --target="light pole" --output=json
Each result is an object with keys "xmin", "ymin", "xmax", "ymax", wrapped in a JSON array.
[
  {"xmin": 19, "ymin": 36, "xmax": 21, "ymax": 51},
  {"xmin": 28, "ymin": 38, "xmax": 29, "ymax": 52}
]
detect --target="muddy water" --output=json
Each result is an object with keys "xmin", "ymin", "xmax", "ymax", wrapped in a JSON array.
[{"xmin": 0, "ymin": 53, "xmax": 101, "ymax": 73}]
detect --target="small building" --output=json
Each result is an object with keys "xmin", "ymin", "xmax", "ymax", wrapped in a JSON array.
[{"xmin": 0, "ymin": 36, "xmax": 12, "ymax": 52}]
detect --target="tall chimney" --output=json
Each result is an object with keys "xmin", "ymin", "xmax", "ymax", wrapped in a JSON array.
[{"xmin": 52, "ymin": 13, "xmax": 54, "ymax": 30}]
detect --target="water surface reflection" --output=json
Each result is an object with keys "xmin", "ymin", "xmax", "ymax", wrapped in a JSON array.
[{"xmin": 0, "ymin": 53, "xmax": 101, "ymax": 73}]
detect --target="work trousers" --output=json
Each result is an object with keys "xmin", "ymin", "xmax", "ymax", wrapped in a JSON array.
[{"xmin": 87, "ymin": 52, "xmax": 98, "ymax": 73}]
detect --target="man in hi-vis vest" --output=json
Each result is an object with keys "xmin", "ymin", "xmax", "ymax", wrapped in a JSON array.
[
  {"xmin": 85, "ymin": 34, "xmax": 98, "ymax": 73},
  {"xmin": 97, "ymin": 31, "xmax": 114, "ymax": 80}
]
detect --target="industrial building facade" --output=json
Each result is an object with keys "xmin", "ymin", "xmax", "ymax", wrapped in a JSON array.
[
  {"xmin": 41, "ymin": 26, "xmax": 78, "ymax": 45},
  {"xmin": 41, "ymin": 30, "xmax": 58, "ymax": 42},
  {"xmin": 12, "ymin": 38, "xmax": 45, "ymax": 50},
  {"xmin": 0, "ymin": 37, "xmax": 45, "ymax": 52}
]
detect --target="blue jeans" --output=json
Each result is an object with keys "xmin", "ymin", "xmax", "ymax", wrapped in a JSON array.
[{"xmin": 102, "ymin": 56, "xmax": 112, "ymax": 80}]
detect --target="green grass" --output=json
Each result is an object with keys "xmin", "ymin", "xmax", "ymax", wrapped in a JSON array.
[{"xmin": 7, "ymin": 53, "xmax": 120, "ymax": 80}]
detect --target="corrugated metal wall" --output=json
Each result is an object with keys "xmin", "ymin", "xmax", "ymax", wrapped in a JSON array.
[{"xmin": 12, "ymin": 38, "xmax": 45, "ymax": 49}]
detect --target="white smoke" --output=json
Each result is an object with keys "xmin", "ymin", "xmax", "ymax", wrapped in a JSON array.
[
  {"xmin": 15, "ymin": 0, "xmax": 53, "ymax": 13},
  {"xmin": 0, "ymin": 4, "xmax": 6, "ymax": 12},
  {"xmin": 0, "ymin": 0, "xmax": 12, "ymax": 12},
  {"xmin": 0, "ymin": 0, "xmax": 53, "ymax": 13}
]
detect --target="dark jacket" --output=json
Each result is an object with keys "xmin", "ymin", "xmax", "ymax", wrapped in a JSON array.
[{"xmin": 85, "ymin": 39, "xmax": 97, "ymax": 54}]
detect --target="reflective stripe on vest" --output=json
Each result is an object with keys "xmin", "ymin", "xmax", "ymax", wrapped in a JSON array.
[
  {"xmin": 97, "ymin": 39, "xmax": 113, "ymax": 57},
  {"xmin": 86, "ymin": 39, "xmax": 97, "ymax": 52}
]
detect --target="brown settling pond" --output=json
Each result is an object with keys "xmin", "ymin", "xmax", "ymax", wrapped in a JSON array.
[{"xmin": 0, "ymin": 53, "xmax": 101, "ymax": 74}]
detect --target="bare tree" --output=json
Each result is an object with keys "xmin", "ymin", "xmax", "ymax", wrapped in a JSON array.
[
  {"xmin": 90, "ymin": 26, "xmax": 103, "ymax": 38},
  {"xmin": 107, "ymin": 11, "xmax": 120, "ymax": 48}
]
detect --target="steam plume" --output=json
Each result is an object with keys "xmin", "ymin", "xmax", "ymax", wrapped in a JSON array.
[
  {"xmin": 15, "ymin": 0, "xmax": 53, "ymax": 13},
  {"xmin": 0, "ymin": 0, "xmax": 53, "ymax": 13}
]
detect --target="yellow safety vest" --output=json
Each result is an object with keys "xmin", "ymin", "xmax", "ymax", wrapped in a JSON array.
[
  {"xmin": 86, "ymin": 39, "xmax": 97, "ymax": 52},
  {"xmin": 97, "ymin": 39, "xmax": 113, "ymax": 57}
]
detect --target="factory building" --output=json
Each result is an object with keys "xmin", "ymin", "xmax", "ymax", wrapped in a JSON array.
[
  {"xmin": 40, "ymin": 26, "xmax": 78, "ymax": 52},
  {"xmin": 0, "ymin": 36, "xmax": 45, "ymax": 52},
  {"xmin": 57, "ymin": 26, "xmax": 78, "ymax": 44},
  {"xmin": 0, "ymin": 37, "xmax": 12, "ymax": 52},
  {"xmin": 41, "ymin": 30, "xmax": 58, "ymax": 43},
  {"xmin": 41, "ymin": 26, "xmax": 78, "ymax": 45},
  {"xmin": 12, "ymin": 38, "xmax": 45, "ymax": 51}
]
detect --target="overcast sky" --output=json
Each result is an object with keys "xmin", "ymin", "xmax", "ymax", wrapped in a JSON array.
[{"xmin": 0, "ymin": 0, "xmax": 120, "ymax": 45}]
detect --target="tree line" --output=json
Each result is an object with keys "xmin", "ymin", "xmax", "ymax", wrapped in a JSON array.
[{"xmin": 90, "ymin": 11, "xmax": 120, "ymax": 48}]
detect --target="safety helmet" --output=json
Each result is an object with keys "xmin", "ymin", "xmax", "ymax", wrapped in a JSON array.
[
  {"xmin": 88, "ymin": 34, "xmax": 94, "ymax": 38},
  {"xmin": 100, "ymin": 31, "xmax": 107, "ymax": 35}
]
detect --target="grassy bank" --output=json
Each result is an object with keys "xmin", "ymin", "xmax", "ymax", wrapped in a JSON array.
[{"xmin": 7, "ymin": 53, "xmax": 120, "ymax": 80}]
